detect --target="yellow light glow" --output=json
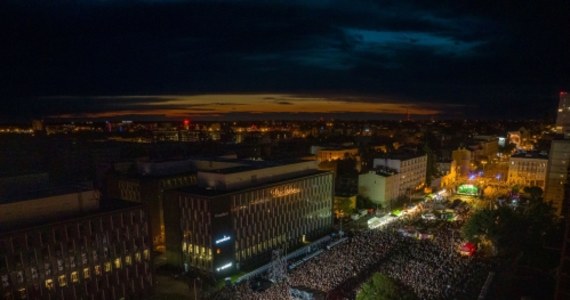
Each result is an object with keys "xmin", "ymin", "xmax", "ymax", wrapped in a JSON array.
[{"xmin": 51, "ymin": 94, "xmax": 442, "ymax": 119}]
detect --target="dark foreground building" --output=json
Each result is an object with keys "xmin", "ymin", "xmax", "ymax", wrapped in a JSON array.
[
  {"xmin": 0, "ymin": 187, "xmax": 153, "ymax": 300},
  {"xmin": 164, "ymin": 160, "xmax": 334, "ymax": 277}
]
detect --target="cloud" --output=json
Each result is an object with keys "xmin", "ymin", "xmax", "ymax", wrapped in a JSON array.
[{"xmin": 0, "ymin": 0, "xmax": 568, "ymax": 120}]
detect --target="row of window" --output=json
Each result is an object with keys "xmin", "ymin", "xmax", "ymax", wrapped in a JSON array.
[
  {"xmin": 0, "ymin": 250, "xmax": 150, "ymax": 291},
  {"xmin": 2, "ymin": 268, "xmax": 152, "ymax": 300}
]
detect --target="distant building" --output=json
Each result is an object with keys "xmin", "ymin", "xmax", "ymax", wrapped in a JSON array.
[
  {"xmin": 0, "ymin": 190, "xmax": 152, "ymax": 299},
  {"xmin": 373, "ymin": 152, "xmax": 427, "ymax": 196},
  {"xmin": 163, "ymin": 160, "xmax": 333, "ymax": 276},
  {"xmin": 451, "ymin": 148, "xmax": 472, "ymax": 178},
  {"xmin": 507, "ymin": 152, "xmax": 548, "ymax": 190},
  {"xmin": 358, "ymin": 168, "xmax": 400, "ymax": 209},
  {"xmin": 468, "ymin": 136, "xmax": 499, "ymax": 162},
  {"xmin": 314, "ymin": 147, "xmax": 359, "ymax": 162},
  {"xmin": 556, "ymin": 91, "xmax": 570, "ymax": 136},
  {"xmin": 31, "ymin": 120, "xmax": 44, "ymax": 134}
]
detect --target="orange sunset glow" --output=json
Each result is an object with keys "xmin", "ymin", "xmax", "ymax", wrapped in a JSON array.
[{"xmin": 52, "ymin": 94, "xmax": 442, "ymax": 119}]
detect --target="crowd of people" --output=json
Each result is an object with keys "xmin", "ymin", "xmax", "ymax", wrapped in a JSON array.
[{"xmin": 211, "ymin": 203, "xmax": 490, "ymax": 300}]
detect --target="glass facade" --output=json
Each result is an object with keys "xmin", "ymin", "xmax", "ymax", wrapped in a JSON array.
[{"xmin": 174, "ymin": 171, "xmax": 333, "ymax": 275}]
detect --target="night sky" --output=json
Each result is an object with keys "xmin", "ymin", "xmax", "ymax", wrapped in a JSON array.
[{"xmin": 1, "ymin": 0, "xmax": 569, "ymax": 121}]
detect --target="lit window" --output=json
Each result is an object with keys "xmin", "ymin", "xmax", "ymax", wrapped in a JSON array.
[
  {"xmin": 95, "ymin": 265, "xmax": 102, "ymax": 276},
  {"xmin": 125, "ymin": 255, "xmax": 132, "ymax": 266},
  {"xmin": 83, "ymin": 268, "xmax": 90, "ymax": 279},
  {"xmin": 135, "ymin": 252, "xmax": 142, "ymax": 263},
  {"xmin": 45, "ymin": 279, "xmax": 54, "ymax": 290},
  {"xmin": 104, "ymin": 262, "xmax": 112, "ymax": 272},
  {"xmin": 143, "ymin": 250, "xmax": 150, "ymax": 261},
  {"xmin": 58, "ymin": 275, "xmax": 67, "ymax": 287},
  {"xmin": 114, "ymin": 258, "xmax": 122, "ymax": 269},
  {"xmin": 71, "ymin": 271, "xmax": 79, "ymax": 283}
]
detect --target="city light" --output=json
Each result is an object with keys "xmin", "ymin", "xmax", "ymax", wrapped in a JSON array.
[
  {"xmin": 216, "ymin": 262, "xmax": 233, "ymax": 272},
  {"xmin": 215, "ymin": 235, "xmax": 231, "ymax": 245}
]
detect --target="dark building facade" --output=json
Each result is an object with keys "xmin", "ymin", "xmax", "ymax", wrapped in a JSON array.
[
  {"xmin": 164, "ymin": 163, "xmax": 333, "ymax": 277},
  {"xmin": 0, "ymin": 203, "xmax": 153, "ymax": 300},
  {"xmin": 106, "ymin": 163, "xmax": 198, "ymax": 252}
]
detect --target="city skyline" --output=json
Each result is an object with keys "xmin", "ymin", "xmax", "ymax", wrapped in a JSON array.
[{"xmin": 1, "ymin": 0, "xmax": 569, "ymax": 121}]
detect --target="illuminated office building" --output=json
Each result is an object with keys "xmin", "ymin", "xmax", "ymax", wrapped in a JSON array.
[
  {"xmin": 164, "ymin": 160, "xmax": 333, "ymax": 276},
  {"xmin": 0, "ymin": 190, "xmax": 152, "ymax": 300}
]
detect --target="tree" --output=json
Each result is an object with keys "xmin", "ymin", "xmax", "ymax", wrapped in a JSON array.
[
  {"xmin": 462, "ymin": 194, "xmax": 557, "ymax": 257},
  {"xmin": 356, "ymin": 273, "xmax": 417, "ymax": 300}
]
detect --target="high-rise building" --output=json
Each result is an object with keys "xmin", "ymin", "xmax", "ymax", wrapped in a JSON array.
[
  {"xmin": 163, "ymin": 160, "xmax": 333, "ymax": 276},
  {"xmin": 545, "ymin": 138, "xmax": 570, "ymax": 216},
  {"xmin": 556, "ymin": 91, "xmax": 570, "ymax": 136},
  {"xmin": 544, "ymin": 93, "xmax": 570, "ymax": 217}
]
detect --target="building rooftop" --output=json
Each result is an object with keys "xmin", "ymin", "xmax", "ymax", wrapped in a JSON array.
[
  {"xmin": 371, "ymin": 166, "xmax": 398, "ymax": 177},
  {"xmin": 375, "ymin": 150, "xmax": 426, "ymax": 161},
  {"xmin": 0, "ymin": 200, "xmax": 141, "ymax": 234},
  {"xmin": 511, "ymin": 151, "xmax": 548, "ymax": 159},
  {"xmin": 0, "ymin": 183, "xmax": 94, "ymax": 204},
  {"xmin": 175, "ymin": 169, "xmax": 328, "ymax": 197}
]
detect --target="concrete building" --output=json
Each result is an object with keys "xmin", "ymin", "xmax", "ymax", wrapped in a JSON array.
[
  {"xmin": 163, "ymin": 160, "xmax": 333, "ymax": 276},
  {"xmin": 358, "ymin": 168, "xmax": 400, "ymax": 209},
  {"xmin": 0, "ymin": 191, "xmax": 152, "ymax": 299},
  {"xmin": 373, "ymin": 152, "xmax": 427, "ymax": 196},
  {"xmin": 507, "ymin": 152, "xmax": 548, "ymax": 190}
]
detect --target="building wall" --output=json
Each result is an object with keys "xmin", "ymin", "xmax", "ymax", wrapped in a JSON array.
[
  {"xmin": 0, "ymin": 190, "xmax": 100, "ymax": 226},
  {"xmin": 316, "ymin": 148, "xmax": 359, "ymax": 162},
  {"xmin": 167, "ymin": 171, "xmax": 334, "ymax": 276},
  {"xmin": 507, "ymin": 156, "xmax": 547, "ymax": 190},
  {"xmin": 0, "ymin": 205, "xmax": 152, "ymax": 300},
  {"xmin": 358, "ymin": 172, "xmax": 399, "ymax": 208},
  {"xmin": 107, "ymin": 173, "xmax": 197, "ymax": 251}
]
